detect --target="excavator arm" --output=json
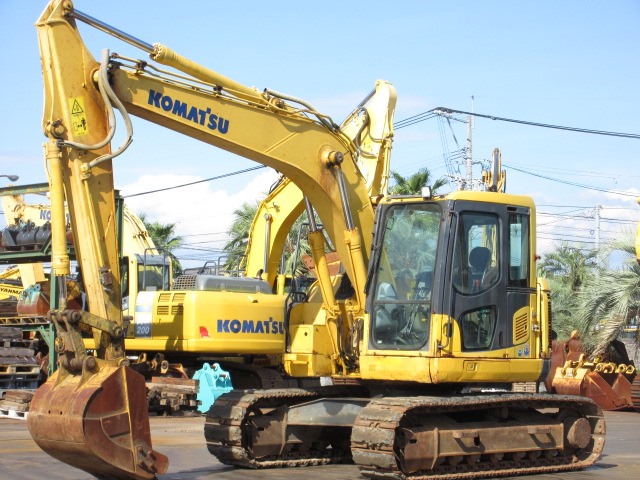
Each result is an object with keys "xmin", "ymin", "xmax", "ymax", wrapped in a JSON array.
[
  {"xmin": 243, "ymin": 176, "xmax": 305, "ymax": 285},
  {"xmin": 29, "ymin": 1, "xmax": 395, "ymax": 478},
  {"xmin": 29, "ymin": 2, "xmax": 159, "ymax": 478},
  {"xmin": 243, "ymin": 78, "xmax": 396, "ymax": 288}
]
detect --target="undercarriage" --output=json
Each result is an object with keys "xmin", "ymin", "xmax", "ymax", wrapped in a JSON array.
[{"xmin": 205, "ymin": 388, "xmax": 605, "ymax": 479}]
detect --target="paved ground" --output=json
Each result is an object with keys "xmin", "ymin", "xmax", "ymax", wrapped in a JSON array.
[{"xmin": 1, "ymin": 410, "xmax": 639, "ymax": 480}]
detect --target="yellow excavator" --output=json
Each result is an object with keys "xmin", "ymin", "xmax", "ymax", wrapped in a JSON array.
[
  {"xmin": 28, "ymin": 2, "xmax": 604, "ymax": 480},
  {"xmin": 77, "ymin": 17, "xmax": 396, "ymax": 399},
  {"xmin": 0, "ymin": 266, "xmax": 24, "ymax": 301}
]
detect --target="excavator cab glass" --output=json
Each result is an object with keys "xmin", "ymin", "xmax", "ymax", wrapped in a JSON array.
[
  {"xmin": 369, "ymin": 202, "xmax": 440, "ymax": 349},
  {"xmin": 452, "ymin": 213, "xmax": 499, "ymax": 294}
]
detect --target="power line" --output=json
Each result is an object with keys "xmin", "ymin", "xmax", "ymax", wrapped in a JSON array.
[
  {"xmin": 538, "ymin": 208, "xmax": 587, "ymax": 216},
  {"xmin": 600, "ymin": 217, "xmax": 638, "ymax": 225},
  {"xmin": 182, "ymin": 239, "xmax": 229, "ymax": 246},
  {"xmin": 122, "ymin": 165, "xmax": 266, "ymax": 198},
  {"xmin": 505, "ymin": 163, "xmax": 638, "ymax": 198},
  {"xmin": 119, "ymin": 107, "xmax": 637, "ymax": 199},
  {"xmin": 181, "ymin": 231, "xmax": 228, "ymax": 238},
  {"xmin": 395, "ymin": 111, "xmax": 440, "ymax": 129},
  {"xmin": 430, "ymin": 108, "xmax": 640, "ymax": 140},
  {"xmin": 538, "ymin": 204, "xmax": 635, "ymax": 209},
  {"xmin": 538, "ymin": 235, "xmax": 596, "ymax": 245},
  {"xmin": 505, "ymin": 161, "xmax": 640, "ymax": 180}
]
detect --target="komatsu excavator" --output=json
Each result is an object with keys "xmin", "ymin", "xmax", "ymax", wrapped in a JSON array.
[
  {"xmin": 28, "ymin": 2, "xmax": 605, "ymax": 480},
  {"xmin": 77, "ymin": 10, "xmax": 396, "ymax": 396}
]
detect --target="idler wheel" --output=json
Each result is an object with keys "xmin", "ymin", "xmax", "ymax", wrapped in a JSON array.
[{"xmin": 563, "ymin": 417, "xmax": 591, "ymax": 449}]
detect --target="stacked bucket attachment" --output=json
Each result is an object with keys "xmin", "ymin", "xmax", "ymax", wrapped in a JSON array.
[{"xmin": 552, "ymin": 353, "xmax": 637, "ymax": 411}]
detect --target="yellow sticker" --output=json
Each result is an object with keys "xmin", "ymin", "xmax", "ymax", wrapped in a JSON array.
[{"xmin": 68, "ymin": 96, "xmax": 89, "ymax": 137}]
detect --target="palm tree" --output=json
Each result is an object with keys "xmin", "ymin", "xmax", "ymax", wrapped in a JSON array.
[
  {"xmin": 545, "ymin": 278, "xmax": 585, "ymax": 341},
  {"xmin": 538, "ymin": 243, "xmax": 597, "ymax": 292},
  {"xmin": 575, "ymin": 231, "xmax": 640, "ymax": 357},
  {"xmin": 281, "ymin": 215, "xmax": 313, "ymax": 277},
  {"xmin": 139, "ymin": 213, "xmax": 184, "ymax": 274},
  {"xmin": 222, "ymin": 201, "xmax": 312, "ymax": 276},
  {"xmin": 389, "ymin": 168, "xmax": 448, "ymax": 195},
  {"xmin": 537, "ymin": 243, "xmax": 598, "ymax": 340},
  {"xmin": 222, "ymin": 201, "xmax": 260, "ymax": 271}
]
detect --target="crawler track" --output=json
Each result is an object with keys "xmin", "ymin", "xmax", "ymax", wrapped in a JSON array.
[
  {"xmin": 204, "ymin": 388, "xmax": 353, "ymax": 468},
  {"xmin": 205, "ymin": 389, "xmax": 605, "ymax": 479},
  {"xmin": 352, "ymin": 393, "xmax": 605, "ymax": 480}
]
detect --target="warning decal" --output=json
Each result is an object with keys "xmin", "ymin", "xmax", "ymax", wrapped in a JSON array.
[{"xmin": 68, "ymin": 96, "xmax": 89, "ymax": 137}]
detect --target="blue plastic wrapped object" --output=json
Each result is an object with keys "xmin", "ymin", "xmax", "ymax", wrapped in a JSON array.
[{"xmin": 193, "ymin": 363, "xmax": 232, "ymax": 413}]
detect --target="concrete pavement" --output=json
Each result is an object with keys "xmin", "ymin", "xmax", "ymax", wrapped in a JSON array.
[{"xmin": 1, "ymin": 410, "xmax": 638, "ymax": 480}]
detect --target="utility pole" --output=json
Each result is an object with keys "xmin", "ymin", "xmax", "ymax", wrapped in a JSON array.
[
  {"xmin": 594, "ymin": 204, "xmax": 602, "ymax": 251},
  {"xmin": 465, "ymin": 96, "xmax": 474, "ymax": 190},
  {"xmin": 591, "ymin": 204, "xmax": 603, "ymax": 274}
]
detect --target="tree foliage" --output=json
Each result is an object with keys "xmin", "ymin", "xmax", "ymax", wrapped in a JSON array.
[
  {"xmin": 222, "ymin": 201, "xmax": 260, "ymax": 271},
  {"xmin": 389, "ymin": 168, "xmax": 449, "ymax": 195},
  {"xmin": 539, "ymin": 232, "xmax": 640, "ymax": 358},
  {"xmin": 574, "ymin": 231, "xmax": 640, "ymax": 356},
  {"xmin": 537, "ymin": 243, "xmax": 597, "ymax": 292},
  {"xmin": 537, "ymin": 243, "xmax": 597, "ymax": 340},
  {"xmin": 138, "ymin": 213, "xmax": 184, "ymax": 274}
]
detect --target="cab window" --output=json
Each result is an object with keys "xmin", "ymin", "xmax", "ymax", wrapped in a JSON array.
[
  {"xmin": 370, "ymin": 203, "xmax": 440, "ymax": 350},
  {"xmin": 509, "ymin": 213, "xmax": 529, "ymax": 287},
  {"xmin": 453, "ymin": 213, "xmax": 499, "ymax": 294}
]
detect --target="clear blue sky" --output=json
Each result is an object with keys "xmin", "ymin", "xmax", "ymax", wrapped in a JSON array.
[{"xmin": 1, "ymin": 0, "xmax": 639, "ymax": 266}]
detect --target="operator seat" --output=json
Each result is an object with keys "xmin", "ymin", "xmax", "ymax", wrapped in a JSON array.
[{"xmin": 469, "ymin": 246, "xmax": 491, "ymax": 291}]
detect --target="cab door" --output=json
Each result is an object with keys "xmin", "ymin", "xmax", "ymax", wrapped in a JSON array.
[{"xmin": 442, "ymin": 201, "xmax": 532, "ymax": 355}]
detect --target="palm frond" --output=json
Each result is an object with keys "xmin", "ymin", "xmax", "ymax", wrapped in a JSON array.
[{"xmin": 575, "ymin": 231, "xmax": 640, "ymax": 355}]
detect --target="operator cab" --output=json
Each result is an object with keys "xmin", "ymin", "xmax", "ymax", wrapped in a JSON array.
[
  {"xmin": 121, "ymin": 252, "xmax": 172, "ymax": 312},
  {"xmin": 367, "ymin": 192, "xmax": 534, "ymax": 357}
]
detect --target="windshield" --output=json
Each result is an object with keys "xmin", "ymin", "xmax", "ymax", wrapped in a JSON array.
[
  {"xmin": 370, "ymin": 203, "xmax": 440, "ymax": 350},
  {"xmin": 139, "ymin": 262, "xmax": 170, "ymax": 291}
]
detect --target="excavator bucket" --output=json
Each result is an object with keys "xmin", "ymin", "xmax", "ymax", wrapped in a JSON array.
[
  {"xmin": 17, "ymin": 281, "xmax": 83, "ymax": 316},
  {"xmin": 581, "ymin": 370, "xmax": 634, "ymax": 411},
  {"xmin": 553, "ymin": 357, "xmax": 636, "ymax": 411},
  {"xmin": 27, "ymin": 363, "xmax": 168, "ymax": 480}
]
